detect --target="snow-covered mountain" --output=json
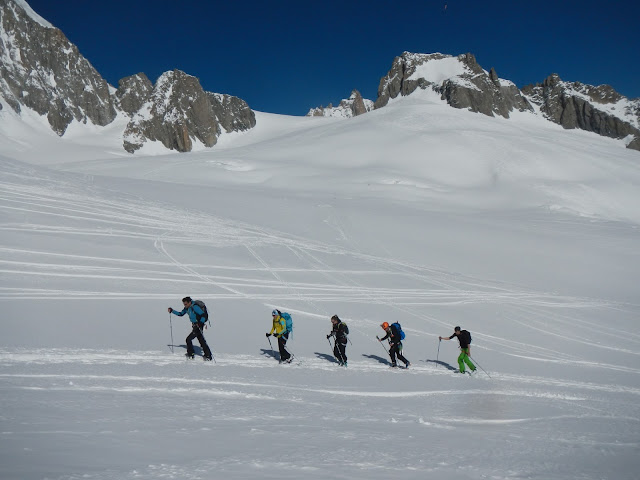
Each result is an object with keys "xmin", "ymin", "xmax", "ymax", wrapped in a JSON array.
[
  {"xmin": 313, "ymin": 52, "xmax": 640, "ymax": 151},
  {"xmin": 2, "ymin": 3, "xmax": 640, "ymax": 475},
  {"xmin": 0, "ymin": 0, "xmax": 117, "ymax": 134},
  {"xmin": 2, "ymin": 1, "xmax": 638, "ymax": 153},
  {"xmin": 0, "ymin": 0, "xmax": 256, "ymax": 153}
]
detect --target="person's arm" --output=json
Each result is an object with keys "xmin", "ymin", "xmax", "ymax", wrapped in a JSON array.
[
  {"xmin": 169, "ymin": 307, "xmax": 187, "ymax": 317},
  {"xmin": 379, "ymin": 332, "xmax": 390, "ymax": 341},
  {"xmin": 438, "ymin": 334, "xmax": 454, "ymax": 340}
]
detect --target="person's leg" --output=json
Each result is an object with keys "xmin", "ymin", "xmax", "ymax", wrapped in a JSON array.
[
  {"xmin": 396, "ymin": 344, "xmax": 409, "ymax": 366},
  {"xmin": 389, "ymin": 344, "xmax": 398, "ymax": 366},
  {"xmin": 338, "ymin": 342, "xmax": 347, "ymax": 364},
  {"xmin": 185, "ymin": 325, "xmax": 197, "ymax": 356},
  {"xmin": 194, "ymin": 324, "xmax": 212, "ymax": 358},
  {"xmin": 462, "ymin": 349, "xmax": 475, "ymax": 371},
  {"xmin": 278, "ymin": 334, "xmax": 291, "ymax": 361},
  {"xmin": 457, "ymin": 351, "xmax": 467, "ymax": 373}
]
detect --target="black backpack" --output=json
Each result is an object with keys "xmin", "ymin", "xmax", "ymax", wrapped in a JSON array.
[
  {"xmin": 461, "ymin": 330, "xmax": 471, "ymax": 344},
  {"xmin": 192, "ymin": 300, "xmax": 209, "ymax": 323}
]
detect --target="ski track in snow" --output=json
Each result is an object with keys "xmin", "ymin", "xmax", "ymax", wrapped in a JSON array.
[{"xmin": 2, "ymin": 157, "xmax": 640, "ymax": 479}]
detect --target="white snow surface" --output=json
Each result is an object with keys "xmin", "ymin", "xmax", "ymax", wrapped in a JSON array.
[
  {"xmin": 1, "ymin": 92, "xmax": 639, "ymax": 480},
  {"xmin": 407, "ymin": 55, "xmax": 470, "ymax": 85}
]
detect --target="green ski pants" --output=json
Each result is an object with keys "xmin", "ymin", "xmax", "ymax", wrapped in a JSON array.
[{"xmin": 458, "ymin": 348, "xmax": 476, "ymax": 373}]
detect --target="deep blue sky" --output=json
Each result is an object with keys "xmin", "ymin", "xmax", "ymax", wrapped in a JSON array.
[{"xmin": 26, "ymin": 0, "xmax": 639, "ymax": 116}]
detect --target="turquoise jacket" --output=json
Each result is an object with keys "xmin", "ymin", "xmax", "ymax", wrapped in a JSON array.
[{"xmin": 171, "ymin": 304, "xmax": 206, "ymax": 324}]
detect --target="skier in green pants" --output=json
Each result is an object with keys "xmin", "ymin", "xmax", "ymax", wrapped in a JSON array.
[{"xmin": 439, "ymin": 326, "xmax": 476, "ymax": 374}]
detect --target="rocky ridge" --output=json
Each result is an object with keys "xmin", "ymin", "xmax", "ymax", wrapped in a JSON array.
[
  {"xmin": 0, "ymin": 0, "xmax": 116, "ymax": 135},
  {"xmin": 0, "ymin": 0, "xmax": 256, "ymax": 153},
  {"xmin": 306, "ymin": 90, "xmax": 374, "ymax": 118},
  {"xmin": 314, "ymin": 52, "xmax": 639, "ymax": 151},
  {"xmin": 521, "ymin": 74, "xmax": 640, "ymax": 149}
]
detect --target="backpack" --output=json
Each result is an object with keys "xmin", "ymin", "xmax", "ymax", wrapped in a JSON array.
[
  {"xmin": 192, "ymin": 300, "xmax": 209, "ymax": 323},
  {"xmin": 342, "ymin": 322, "xmax": 349, "ymax": 336},
  {"xmin": 392, "ymin": 322, "xmax": 405, "ymax": 340},
  {"xmin": 281, "ymin": 312, "xmax": 293, "ymax": 333},
  {"xmin": 461, "ymin": 330, "xmax": 472, "ymax": 344}
]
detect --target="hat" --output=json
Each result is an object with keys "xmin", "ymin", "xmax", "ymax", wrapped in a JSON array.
[
  {"xmin": 381, "ymin": 322, "xmax": 389, "ymax": 329},
  {"xmin": 331, "ymin": 315, "xmax": 340, "ymax": 322},
  {"xmin": 272, "ymin": 309, "xmax": 280, "ymax": 316}
]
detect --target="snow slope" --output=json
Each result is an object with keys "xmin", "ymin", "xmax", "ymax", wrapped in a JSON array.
[{"xmin": 1, "ymin": 92, "xmax": 639, "ymax": 480}]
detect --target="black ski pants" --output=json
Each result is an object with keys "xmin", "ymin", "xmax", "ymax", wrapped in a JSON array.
[
  {"xmin": 277, "ymin": 332, "xmax": 291, "ymax": 362},
  {"xmin": 186, "ymin": 322, "xmax": 212, "ymax": 358},
  {"xmin": 389, "ymin": 342, "xmax": 409, "ymax": 366},
  {"xmin": 333, "ymin": 340, "xmax": 347, "ymax": 364}
]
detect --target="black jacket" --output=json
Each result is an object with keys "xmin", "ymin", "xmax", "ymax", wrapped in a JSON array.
[
  {"xmin": 450, "ymin": 330, "xmax": 471, "ymax": 349},
  {"xmin": 330, "ymin": 322, "xmax": 349, "ymax": 344},
  {"xmin": 381, "ymin": 324, "xmax": 402, "ymax": 345}
]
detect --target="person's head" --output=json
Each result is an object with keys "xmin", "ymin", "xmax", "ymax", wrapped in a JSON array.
[
  {"xmin": 381, "ymin": 321, "xmax": 390, "ymax": 330},
  {"xmin": 182, "ymin": 296, "xmax": 192, "ymax": 307},
  {"xmin": 331, "ymin": 315, "xmax": 340, "ymax": 324},
  {"xmin": 454, "ymin": 326, "xmax": 461, "ymax": 335},
  {"xmin": 272, "ymin": 309, "xmax": 281, "ymax": 318}
]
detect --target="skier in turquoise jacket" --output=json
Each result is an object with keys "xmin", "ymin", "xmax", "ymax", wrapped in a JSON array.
[{"xmin": 168, "ymin": 296, "xmax": 212, "ymax": 360}]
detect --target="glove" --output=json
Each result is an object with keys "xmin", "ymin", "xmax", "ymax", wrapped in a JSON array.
[
  {"xmin": 168, "ymin": 307, "xmax": 173, "ymax": 313},
  {"xmin": 265, "ymin": 333, "xmax": 271, "ymax": 337},
  {"xmin": 326, "ymin": 334, "xmax": 331, "ymax": 339}
]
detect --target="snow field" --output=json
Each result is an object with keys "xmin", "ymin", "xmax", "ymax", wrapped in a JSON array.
[{"xmin": 1, "ymin": 93, "xmax": 639, "ymax": 479}]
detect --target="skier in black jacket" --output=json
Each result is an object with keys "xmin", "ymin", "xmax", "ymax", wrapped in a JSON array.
[
  {"xmin": 327, "ymin": 315, "xmax": 349, "ymax": 366},
  {"xmin": 439, "ymin": 326, "xmax": 476, "ymax": 374},
  {"xmin": 378, "ymin": 322, "xmax": 410, "ymax": 368}
]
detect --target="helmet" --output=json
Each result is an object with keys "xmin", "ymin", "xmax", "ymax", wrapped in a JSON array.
[
  {"xmin": 381, "ymin": 322, "xmax": 389, "ymax": 329},
  {"xmin": 272, "ymin": 309, "xmax": 279, "ymax": 316}
]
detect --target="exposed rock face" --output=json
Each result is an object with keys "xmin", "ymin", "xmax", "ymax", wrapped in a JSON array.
[
  {"xmin": 522, "ymin": 74, "xmax": 640, "ymax": 151},
  {"xmin": 1, "ymin": 0, "xmax": 258, "ymax": 153},
  {"xmin": 123, "ymin": 70, "xmax": 220, "ymax": 153},
  {"xmin": 306, "ymin": 90, "xmax": 374, "ymax": 118},
  {"xmin": 115, "ymin": 73, "xmax": 154, "ymax": 117},
  {"xmin": 207, "ymin": 92, "xmax": 256, "ymax": 132},
  {"xmin": 374, "ymin": 52, "xmax": 532, "ymax": 118},
  {"xmin": 0, "ymin": 0, "xmax": 116, "ymax": 135}
]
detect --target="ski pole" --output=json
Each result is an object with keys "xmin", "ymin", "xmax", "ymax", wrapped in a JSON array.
[
  {"xmin": 376, "ymin": 336, "xmax": 390, "ymax": 356},
  {"xmin": 169, "ymin": 312, "xmax": 174, "ymax": 353},
  {"xmin": 266, "ymin": 334, "xmax": 274, "ymax": 357},
  {"xmin": 436, "ymin": 338, "xmax": 441, "ymax": 366},
  {"xmin": 469, "ymin": 355, "xmax": 491, "ymax": 378}
]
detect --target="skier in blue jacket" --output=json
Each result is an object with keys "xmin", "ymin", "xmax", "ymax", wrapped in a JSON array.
[{"xmin": 168, "ymin": 297, "xmax": 212, "ymax": 360}]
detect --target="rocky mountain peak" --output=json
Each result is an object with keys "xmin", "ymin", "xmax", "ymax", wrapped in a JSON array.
[
  {"xmin": 374, "ymin": 52, "xmax": 532, "ymax": 118},
  {"xmin": 115, "ymin": 73, "xmax": 154, "ymax": 117},
  {"xmin": 0, "ymin": 0, "xmax": 116, "ymax": 135},
  {"xmin": 522, "ymin": 74, "xmax": 640, "ymax": 150},
  {"xmin": 123, "ymin": 69, "xmax": 220, "ymax": 153},
  {"xmin": 1, "ymin": 0, "xmax": 257, "ymax": 154}
]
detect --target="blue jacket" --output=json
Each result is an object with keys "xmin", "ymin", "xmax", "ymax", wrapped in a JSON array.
[{"xmin": 172, "ymin": 304, "xmax": 206, "ymax": 324}]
